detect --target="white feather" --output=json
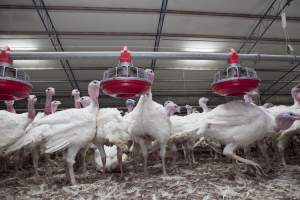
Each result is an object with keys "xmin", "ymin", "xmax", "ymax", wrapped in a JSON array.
[
  {"xmin": 94, "ymin": 145, "xmax": 128, "ymax": 172},
  {"xmin": 0, "ymin": 111, "xmax": 31, "ymax": 151}
]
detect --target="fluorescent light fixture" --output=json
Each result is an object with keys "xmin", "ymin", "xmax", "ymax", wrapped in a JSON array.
[
  {"xmin": 10, "ymin": 47, "xmax": 39, "ymax": 51},
  {"xmin": 176, "ymin": 60, "xmax": 215, "ymax": 65},
  {"xmin": 183, "ymin": 47, "xmax": 218, "ymax": 53},
  {"xmin": 0, "ymin": 40, "xmax": 39, "ymax": 51},
  {"xmin": 13, "ymin": 60, "xmax": 56, "ymax": 68},
  {"xmin": 181, "ymin": 41, "xmax": 225, "ymax": 53}
]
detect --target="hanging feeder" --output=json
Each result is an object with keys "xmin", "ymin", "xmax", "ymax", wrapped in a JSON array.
[
  {"xmin": 0, "ymin": 47, "xmax": 32, "ymax": 100},
  {"xmin": 100, "ymin": 46, "xmax": 153, "ymax": 99},
  {"xmin": 211, "ymin": 48, "xmax": 260, "ymax": 96}
]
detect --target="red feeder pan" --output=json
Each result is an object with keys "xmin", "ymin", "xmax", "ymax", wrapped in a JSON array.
[
  {"xmin": 212, "ymin": 78, "xmax": 260, "ymax": 96},
  {"xmin": 0, "ymin": 47, "xmax": 32, "ymax": 100},
  {"xmin": 100, "ymin": 46, "xmax": 153, "ymax": 99},
  {"xmin": 211, "ymin": 48, "xmax": 260, "ymax": 96}
]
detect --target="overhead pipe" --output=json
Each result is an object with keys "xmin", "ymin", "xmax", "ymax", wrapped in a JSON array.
[{"xmin": 9, "ymin": 51, "xmax": 300, "ymax": 62}]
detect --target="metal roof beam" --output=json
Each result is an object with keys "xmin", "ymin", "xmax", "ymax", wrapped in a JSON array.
[
  {"xmin": 151, "ymin": 0, "xmax": 168, "ymax": 70},
  {"xmin": 1, "ymin": 5, "xmax": 300, "ymax": 22},
  {"xmin": 9, "ymin": 51, "xmax": 300, "ymax": 62},
  {"xmin": 28, "ymin": 89, "xmax": 293, "ymax": 95},
  {"xmin": 16, "ymin": 67, "xmax": 300, "ymax": 73},
  {"xmin": 2, "ymin": 31, "xmax": 300, "ymax": 43},
  {"xmin": 238, "ymin": 0, "xmax": 293, "ymax": 53},
  {"xmin": 32, "ymin": 0, "xmax": 80, "ymax": 90},
  {"xmin": 28, "ymin": 79, "xmax": 300, "ymax": 84}
]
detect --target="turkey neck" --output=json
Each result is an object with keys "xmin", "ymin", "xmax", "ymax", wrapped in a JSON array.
[
  {"xmin": 292, "ymin": 98, "xmax": 300, "ymax": 109},
  {"xmin": 199, "ymin": 101, "xmax": 209, "ymax": 113},
  {"xmin": 166, "ymin": 108, "xmax": 176, "ymax": 117},
  {"xmin": 51, "ymin": 104, "xmax": 58, "ymax": 114},
  {"xmin": 6, "ymin": 104, "xmax": 16, "ymax": 113},
  {"xmin": 44, "ymin": 93, "xmax": 53, "ymax": 115},
  {"xmin": 28, "ymin": 100, "xmax": 36, "ymax": 119},
  {"xmin": 88, "ymin": 86, "xmax": 99, "ymax": 111},
  {"xmin": 244, "ymin": 94, "xmax": 254, "ymax": 104},
  {"xmin": 74, "ymin": 95, "xmax": 81, "ymax": 109},
  {"xmin": 127, "ymin": 105, "xmax": 133, "ymax": 113}
]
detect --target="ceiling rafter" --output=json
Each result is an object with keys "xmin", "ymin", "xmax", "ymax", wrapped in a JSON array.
[
  {"xmin": 32, "ymin": 0, "xmax": 80, "ymax": 89},
  {"xmin": 2, "ymin": 31, "xmax": 300, "ymax": 43},
  {"xmin": 238, "ymin": 0, "xmax": 294, "ymax": 53},
  {"xmin": 150, "ymin": 0, "xmax": 168, "ymax": 70},
  {"xmin": 1, "ymin": 5, "xmax": 300, "ymax": 22}
]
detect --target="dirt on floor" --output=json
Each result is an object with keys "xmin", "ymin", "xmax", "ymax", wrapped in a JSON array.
[{"xmin": 0, "ymin": 150, "xmax": 300, "ymax": 200}]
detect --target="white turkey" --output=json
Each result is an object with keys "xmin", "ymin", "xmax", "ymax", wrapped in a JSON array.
[
  {"xmin": 43, "ymin": 87, "xmax": 56, "ymax": 115},
  {"xmin": 192, "ymin": 108, "xmax": 199, "ymax": 113},
  {"xmin": 125, "ymin": 99, "xmax": 135, "ymax": 114},
  {"xmin": 168, "ymin": 98, "xmax": 210, "ymax": 165},
  {"xmin": 42, "ymin": 81, "xmax": 99, "ymax": 184},
  {"xmin": 5, "ymin": 87, "xmax": 57, "ymax": 176},
  {"xmin": 185, "ymin": 105, "xmax": 193, "ymax": 115},
  {"xmin": 243, "ymin": 94, "xmax": 255, "ymax": 104},
  {"xmin": 71, "ymin": 89, "xmax": 90, "ymax": 174},
  {"xmin": 80, "ymin": 96, "xmax": 91, "ymax": 108},
  {"xmin": 78, "ymin": 96, "xmax": 127, "ymax": 176},
  {"xmin": 199, "ymin": 97, "xmax": 210, "ymax": 113},
  {"xmin": 4, "ymin": 100, "xmax": 16, "ymax": 113},
  {"xmin": 1, "ymin": 100, "xmax": 16, "ymax": 171},
  {"xmin": 290, "ymin": 85, "xmax": 300, "ymax": 109},
  {"xmin": 149, "ymin": 101, "xmax": 181, "ymax": 165},
  {"xmin": 0, "ymin": 95, "xmax": 37, "ymax": 172},
  {"xmin": 5, "ymin": 100, "xmax": 61, "ymax": 174},
  {"xmin": 242, "ymin": 94, "xmax": 273, "ymax": 170},
  {"xmin": 25, "ymin": 87, "xmax": 56, "ymax": 131},
  {"xmin": 0, "ymin": 95, "xmax": 37, "ymax": 151},
  {"xmin": 263, "ymin": 102, "xmax": 274, "ymax": 108},
  {"xmin": 93, "ymin": 107, "xmax": 131, "ymax": 177},
  {"xmin": 91, "ymin": 98, "xmax": 135, "ymax": 175},
  {"xmin": 78, "ymin": 94, "xmax": 130, "ymax": 177},
  {"xmin": 188, "ymin": 101, "xmax": 300, "ymax": 174},
  {"xmin": 128, "ymin": 69, "xmax": 172, "ymax": 175},
  {"xmin": 72, "ymin": 89, "xmax": 81, "ymax": 109},
  {"xmin": 50, "ymin": 101, "xmax": 61, "ymax": 113},
  {"xmin": 6, "ymin": 81, "xmax": 100, "ymax": 185},
  {"xmin": 163, "ymin": 100, "xmax": 181, "ymax": 117},
  {"xmin": 94, "ymin": 145, "xmax": 128, "ymax": 173},
  {"xmin": 197, "ymin": 97, "xmax": 223, "ymax": 159},
  {"xmin": 275, "ymin": 85, "xmax": 300, "ymax": 165}
]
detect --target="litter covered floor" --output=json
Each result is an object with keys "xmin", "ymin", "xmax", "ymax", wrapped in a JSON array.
[{"xmin": 1, "ymin": 151, "xmax": 300, "ymax": 200}]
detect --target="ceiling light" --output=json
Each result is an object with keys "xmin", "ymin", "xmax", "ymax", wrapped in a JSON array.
[{"xmin": 10, "ymin": 47, "xmax": 38, "ymax": 51}]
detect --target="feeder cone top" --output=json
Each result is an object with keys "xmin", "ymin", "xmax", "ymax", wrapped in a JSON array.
[
  {"xmin": 228, "ymin": 48, "xmax": 240, "ymax": 65},
  {"xmin": 119, "ymin": 46, "xmax": 132, "ymax": 63},
  {"xmin": 0, "ymin": 47, "xmax": 12, "ymax": 65}
]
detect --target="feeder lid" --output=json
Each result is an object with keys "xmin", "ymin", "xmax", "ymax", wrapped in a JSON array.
[
  {"xmin": 119, "ymin": 46, "xmax": 132, "ymax": 63},
  {"xmin": 228, "ymin": 48, "xmax": 240, "ymax": 65},
  {"xmin": 0, "ymin": 47, "xmax": 13, "ymax": 65}
]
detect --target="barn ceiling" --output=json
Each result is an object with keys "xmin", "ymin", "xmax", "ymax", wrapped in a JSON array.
[{"xmin": 0, "ymin": 0, "xmax": 300, "ymax": 111}]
